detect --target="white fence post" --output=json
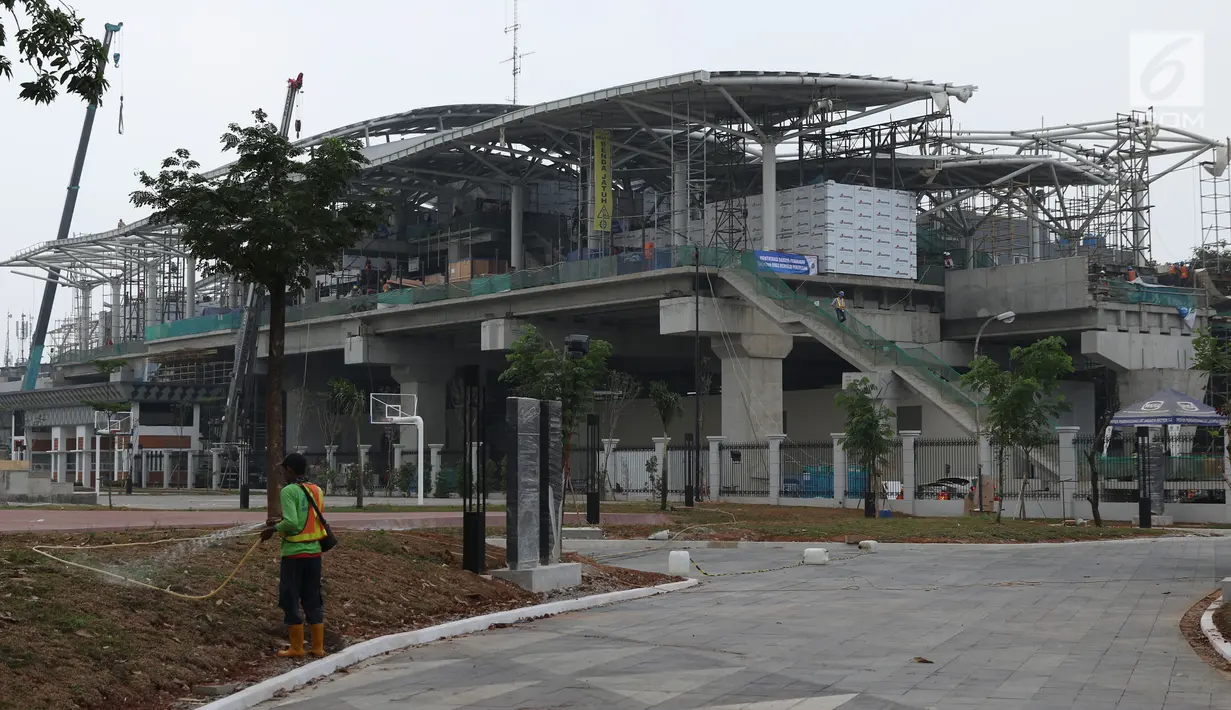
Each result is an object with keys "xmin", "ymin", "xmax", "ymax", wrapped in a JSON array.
[
  {"xmin": 832, "ymin": 432, "xmax": 847, "ymax": 507},
  {"xmin": 210, "ymin": 447, "xmax": 222, "ymax": 490},
  {"xmin": 186, "ymin": 450, "xmax": 195, "ymax": 490},
  {"xmin": 707, "ymin": 436, "xmax": 724, "ymax": 500},
  {"xmin": 900, "ymin": 430, "xmax": 920, "ymax": 513},
  {"xmin": 429, "ymin": 443, "xmax": 443, "ymax": 494},
  {"xmin": 652, "ymin": 436, "xmax": 670, "ymax": 495},
  {"xmin": 1057, "ymin": 426, "xmax": 1079, "ymax": 519},
  {"xmin": 767, "ymin": 435, "xmax": 785, "ymax": 505}
]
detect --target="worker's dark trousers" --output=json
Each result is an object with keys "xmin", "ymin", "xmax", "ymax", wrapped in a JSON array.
[
  {"xmin": 835, "ymin": 308, "xmax": 847, "ymax": 323},
  {"xmin": 279, "ymin": 556, "xmax": 324, "ymax": 625}
]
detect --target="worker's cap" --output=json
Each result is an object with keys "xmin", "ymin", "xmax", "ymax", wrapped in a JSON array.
[
  {"xmin": 281, "ymin": 452, "xmax": 307, "ymax": 477},
  {"xmin": 838, "ymin": 291, "xmax": 845, "ymax": 296}
]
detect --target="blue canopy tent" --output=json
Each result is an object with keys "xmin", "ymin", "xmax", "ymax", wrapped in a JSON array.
[
  {"xmin": 1108, "ymin": 388, "xmax": 1226, "ymax": 528},
  {"xmin": 1110, "ymin": 388, "xmax": 1226, "ymax": 428}
]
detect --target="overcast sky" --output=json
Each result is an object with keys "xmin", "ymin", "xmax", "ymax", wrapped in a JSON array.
[{"xmin": 2, "ymin": 0, "xmax": 1228, "ymax": 331}]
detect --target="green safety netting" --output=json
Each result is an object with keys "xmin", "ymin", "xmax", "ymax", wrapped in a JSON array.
[
  {"xmin": 727, "ymin": 250, "xmax": 980, "ymax": 417},
  {"xmin": 145, "ymin": 311, "xmax": 243, "ymax": 341},
  {"xmin": 1103, "ymin": 280, "xmax": 1196, "ymax": 310}
]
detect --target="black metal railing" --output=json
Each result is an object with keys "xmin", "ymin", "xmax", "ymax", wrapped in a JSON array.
[
  {"xmin": 718, "ymin": 442, "xmax": 770, "ymax": 497},
  {"xmin": 914, "ymin": 437, "xmax": 979, "ymax": 499},
  {"xmin": 781, "ymin": 440, "xmax": 834, "ymax": 498}
]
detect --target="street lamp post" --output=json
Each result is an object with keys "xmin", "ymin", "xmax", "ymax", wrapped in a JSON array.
[{"xmin": 972, "ymin": 310, "xmax": 1015, "ymax": 513}]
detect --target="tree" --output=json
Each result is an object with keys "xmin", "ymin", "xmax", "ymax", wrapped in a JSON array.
[
  {"xmin": 1, "ymin": 0, "xmax": 108, "ymax": 105},
  {"xmin": 131, "ymin": 110, "xmax": 386, "ymax": 515},
  {"xmin": 498, "ymin": 324, "xmax": 613, "ymax": 492},
  {"xmin": 835, "ymin": 377, "xmax": 896, "ymax": 518},
  {"xmin": 1081, "ymin": 369, "xmax": 1120, "ymax": 527},
  {"xmin": 599, "ymin": 371, "xmax": 642, "ymax": 500},
  {"xmin": 1193, "ymin": 327, "xmax": 1231, "ymax": 413},
  {"xmin": 648, "ymin": 380, "xmax": 682, "ymax": 510},
  {"xmin": 961, "ymin": 336, "xmax": 1074, "ymax": 522},
  {"xmin": 327, "ymin": 378, "xmax": 366, "ymax": 509}
]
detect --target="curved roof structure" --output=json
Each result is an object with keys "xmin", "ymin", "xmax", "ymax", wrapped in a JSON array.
[{"xmin": 3, "ymin": 70, "xmax": 974, "ymax": 277}]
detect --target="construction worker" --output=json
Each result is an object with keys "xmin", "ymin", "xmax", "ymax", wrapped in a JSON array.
[
  {"xmin": 261, "ymin": 452, "xmax": 327, "ymax": 659},
  {"xmin": 831, "ymin": 291, "xmax": 847, "ymax": 324}
]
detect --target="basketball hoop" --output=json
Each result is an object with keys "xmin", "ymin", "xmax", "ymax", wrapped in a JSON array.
[
  {"xmin": 369, "ymin": 393, "xmax": 426, "ymax": 506},
  {"xmin": 93, "ymin": 410, "xmax": 131, "ymax": 436}
]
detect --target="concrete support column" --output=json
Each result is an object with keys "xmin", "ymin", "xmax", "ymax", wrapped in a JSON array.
[
  {"xmin": 185, "ymin": 256, "xmax": 197, "ymax": 319},
  {"xmin": 392, "ymin": 366, "xmax": 450, "ymax": 457},
  {"xmin": 109, "ymin": 280, "xmax": 122, "ymax": 344},
  {"xmin": 900, "ymin": 430, "xmax": 920, "ymax": 511},
  {"xmin": 161, "ymin": 451, "xmax": 170, "ymax": 489},
  {"xmin": 652, "ymin": 436, "xmax": 670, "ymax": 494},
  {"xmin": 671, "ymin": 158, "xmax": 687, "ymax": 247},
  {"xmin": 210, "ymin": 447, "xmax": 223, "ymax": 490},
  {"xmin": 510, "ymin": 184, "xmax": 525, "ymax": 269},
  {"xmin": 145, "ymin": 263, "xmax": 160, "ymax": 328},
  {"xmin": 186, "ymin": 450, "xmax": 195, "ymax": 490},
  {"xmin": 50, "ymin": 426, "xmax": 61, "ymax": 483},
  {"xmin": 707, "ymin": 436, "xmax": 724, "ymax": 499},
  {"xmin": 140, "ymin": 449, "xmax": 148, "ymax": 488},
  {"xmin": 767, "ymin": 434, "xmax": 785, "ymax": 505},
  {"xmin": 711, "ymin": 334, "xmax": 793, "ymax": 443},
  {"xmin": 429, "ymin": 443, "xmax": 443, "ymax": 494},
  {"xmin": 833, "ymin": 433, "xmax": 848, "ymax": 504},
  {"xmin": 76, "ymin": 424, "xmax": 91, "ymax": 487},
  {"xmin": 761, "ymin": 141, "xmax": 778, "ymax": 251},
  {"xmin": 1057, "ymin": 426, "xmax": 1079, "ymax": 518},
  {"xmin": 77, "ymin": 286, "xmax": 92, "ymax": 353}
]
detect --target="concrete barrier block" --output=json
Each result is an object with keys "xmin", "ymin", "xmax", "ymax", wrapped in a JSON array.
[
  {"xmin": 648, "ymin": 530, "xmax": 671, "ymax": 541},
  {"xmin": 803, "ymin": 548, "xmax": 829, "ymax": 565},
  {"xmin": 668, "ymin": 550, "xmax": 692, "ymax": 576},
  {"xmin": 858, "ymin": 540, "xmax": 879, "ymax": 553}
]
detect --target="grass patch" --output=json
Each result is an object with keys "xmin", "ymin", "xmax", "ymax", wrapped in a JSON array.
[{"xmin": 598, "ymin": 502, "xmax": 1174, "ymax": 543}]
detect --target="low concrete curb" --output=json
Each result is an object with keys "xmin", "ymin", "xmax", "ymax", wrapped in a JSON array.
[
  {"xmin": 196, "ymin": 578, "xmax": 699, "ymax": 710},
  {"xmin": 1200, "ymin": 594, "xmax": 1231, "ymax": 663}
]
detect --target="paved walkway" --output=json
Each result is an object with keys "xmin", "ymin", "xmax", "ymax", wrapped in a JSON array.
[
  {"xmin": 0, "ymin": 509, "xmax": 663, "ymax": 533},
  {"xmin": 259, "ymin": 537, "xmax": 1231, "ymax": 710}
]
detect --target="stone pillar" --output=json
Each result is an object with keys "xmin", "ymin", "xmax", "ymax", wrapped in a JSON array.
[
  {"xmin": 505, "ymin": 397, "xmax": 541, "ymax": 570},
  {"xmin": 1057, "ymin": 425, "xmax": 1079, "ymax": 518},
  {"xmin": 510, "ymin": 184, "xmax": 525, "ymax": 269},
  {"xmin": 833, "ymin": 433, "xmax": 848, "ymax": 504},
  {"xmin": 900, "ymin": 430, "xmax": 920, "ymax": 511},
  {"xmin": 393, "ymin": 444, "xmax": 405, "ymax": 474},
  {"xmin": 210, "ymin": 447, "xmax": 223, "ymax": 490},
  {"xmin": 707, "ymin": 436, "xmax": 724, "ymax": 499},
  {"xmin": 539, "ymin": 399, "xmax": 563, "ymax": 565},
  {"xmin": 429, "ymin": 443, "xmax": 443, "ymax": 494},
  {"xmin": 653, "ymin": 436, "xmax": 670, "ymax": 495},
  {"xmin": 358, "ymin": 444, "xmax": 371, "ymax": 490},
  {"xmin": 767, "ymin": 434, "xmax": 785, "ymax": 505},
  {"xmin": 762, "ymin": 140, "xmax": 778, "ymax": 251},
  {"xmin": 978, "ymin": 434, "xmax": 994, "ymax": 502},
  {"xmin": 186, "ymin": 450, "xmax": 195, "ymax": 490},
  {"xmin": 324, "ymin": 445, "xmax": 338, "ymax": 473},
  {"xmin": 711, "ymin": 334, "xmax": 793, "ymax": 443},
  {"xmin": 185, "ymin": 256, "xmax": 197, "ymax": 319}
]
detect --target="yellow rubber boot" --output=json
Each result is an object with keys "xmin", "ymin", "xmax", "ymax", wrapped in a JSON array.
[
  {"xmin": 277, "ymin": 624, "xmax": 306, "ymax": 658},
  {"xmin": 308, "ymin": 623, "xmax": 326, "ymax": 657}
]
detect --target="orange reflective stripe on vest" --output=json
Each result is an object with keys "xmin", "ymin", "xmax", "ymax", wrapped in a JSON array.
[{"xmin": 286, "ymin": 483, "xmax": 327, "ymax": 543}]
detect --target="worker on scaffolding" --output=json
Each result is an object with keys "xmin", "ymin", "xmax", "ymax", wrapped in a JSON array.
[{"xmin": 261, "ymin": 453, "xmax": 328, "ymax": 659}]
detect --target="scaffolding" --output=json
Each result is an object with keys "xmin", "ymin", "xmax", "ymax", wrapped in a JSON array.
[{"xmin": 1198, "ymin": 162, "xmax": 1231, "ymax": 275}]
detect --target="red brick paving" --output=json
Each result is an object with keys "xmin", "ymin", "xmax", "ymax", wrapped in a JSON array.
[{"xmin": 0, "ymin": 509, "xmax": 666, "ymax": 534}]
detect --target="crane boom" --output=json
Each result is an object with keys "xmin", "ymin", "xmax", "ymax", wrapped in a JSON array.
[{"xmin": 219, "ymin": 73, "xmax": 304, "ymax": 449}]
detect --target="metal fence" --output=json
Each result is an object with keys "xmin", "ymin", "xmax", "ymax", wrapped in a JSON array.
[
  {"xmin": 914, "ymin": 437, "xmax": 978, "ymax": 499},
  {"xmin": 992, "ymin": 437, "xmax": 1062, "ymax": 500},
  {"xmin": 780, "ymin": 440, "xmax": 834, "ymax": 498},
  {"xmin": 844, "ymin": 439, "xmax": 903, "ymax": 501},
  {"xmin": 1075, "ymin": 432, "xmax": 1225, "ymax": 504},
  {"xmin": 607, "ymin": 447, "xmax": 656, "ymax": 495},
  {"xmin": 718, "ymin": 442, "xmax": 770, "ymax": 497}
]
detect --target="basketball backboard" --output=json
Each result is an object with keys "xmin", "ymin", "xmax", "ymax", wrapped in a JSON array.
[
  {"xmin": 93, "ymin": 410, "xmax": 132, "ymax": 435},
  {"xmin": 370, "ymin": 393, "xmax": 418, "ymax": 425}
]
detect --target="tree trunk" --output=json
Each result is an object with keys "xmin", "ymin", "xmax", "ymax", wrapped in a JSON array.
[{"xmin": 266, "ymin": 281, "xmax": 286, "ymax": 518}]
